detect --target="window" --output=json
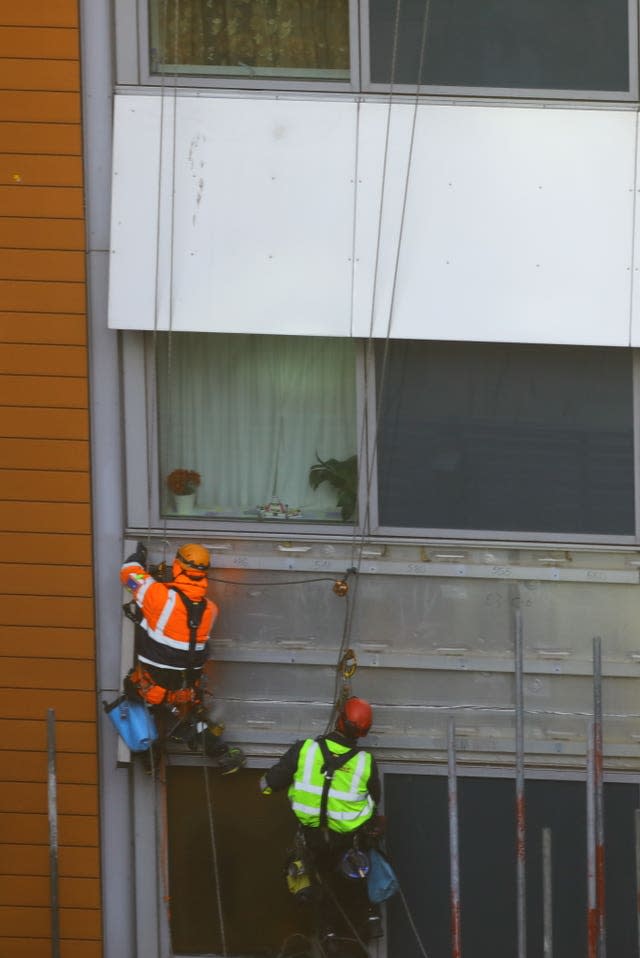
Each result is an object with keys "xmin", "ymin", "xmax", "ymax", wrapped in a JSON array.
[
  {"xmin": 127, "ymin": 0, "xmax": 637, "ymax": 98},
  {"xmin": 146, "ymin": 335, "xmax": 637, "ymax": 541},
  {"xmin": 166, "ymin": 766, "xmax": 308, "ymax": 954},
  {"xmin": 148, "ymin": 0, "xmax": 350, "ymax": 81},
  {"xmin": 368, "ymin": 0, "xmax": 631, "ymax": 94},
  {"xmin": 156, "ymin": 333, "xmax": 358, "ymax": 523},
  {"xmin": 375, "ymin": 341, "xmax": 635, "ymax": 538}
]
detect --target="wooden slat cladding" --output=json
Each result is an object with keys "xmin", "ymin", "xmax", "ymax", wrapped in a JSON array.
[
  {"xmin": 0, "ymin": 939, "xmax": 102, "ymax": 958},
  {"xmin": 0, "ymin": 314, "xmax": 87, "ymax": 344},
  {"xmin": 0, "ymin": 904, "xmax": 101, "ymax": 939},
  {"xmin": 0, "ymin": 875, "xmax": 100, "ymax": 909},
  {"xmin": 0, "ymin": 28, "xmax": 79, "ymax": 61},
  {"xmin": 0, "ymin": 185, "xmax": 83, "ymax": 217},
  {"xmin": 0, "ymin": 439, "xmax": 89, "ymax": 471},
  {"xmin": 0, "ymin": 534, "xmax": 91, "ymax": 564},
  {"xmin": 0, "ymin": 219, "xmax": 85, "ymax": 248},
  {"xmin": 0, "ymin": 59, "xmax": 80, "ymax": 92},
  {"xmin": 0, "ymin": 378, "xmax": 88, "ymax": 408},
  {"xmin": 0, "ymin": 782, "xmax": 99, "ymax": 815},
  {"xmin": 0, "ymin": 122, "xmax": 81, "ymax": 155},
  {"xmin": 0, "ymin": 751, "xmax": 97, "ymax": 787},
  {"xmin": 0, "ymin": 90, "xmax": 81, "ymax": 123},
  {"xmin": 0, "ymin": 844, "xmax": 99, "ymax": 877},
  {"xmin": 0, "ymin": 155, "xmax": 85, "ymax": 188},
  {"xmin": 0, "ymin": 3, "xmax": 80, "ymax": 29},
  {"xmin": 0, "ymin": 5, "xmax": 101, "ymax": 957},
  {"xmin": 0, "ymin": 722, "xmax": 98, "ymax": 756},
  {"xmin": 0, "ymin": 344, "xmax": 87, "ymax": 375},
  {"xmin": 0, "ymin": 469, "xmax": 89, "ymax": 500},
  {"xmin": 0, "ymin": 249, "xmax": 85, "ymax": 281}
]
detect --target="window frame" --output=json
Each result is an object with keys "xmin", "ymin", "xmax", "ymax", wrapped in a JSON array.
[
  {"xmin": 366, "ymin": 344, "xmax": 640, "ymax": 546},
  {"xmin": 124, "ymin": 331, "xmax": 370, "ymax": 537},
  {"xmin": 125, "ymin": 333, "xmax": 640, "ymax": 546},
  {"xmin": 132, "ymin": 0, "xmax": 362, "ymax": 94},
  {"xmin": 116, "ymin": 0, "xmax": 640, "ymax": 102}
]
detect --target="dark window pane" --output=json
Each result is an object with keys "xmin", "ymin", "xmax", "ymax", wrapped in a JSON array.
[
  {"xmin": 149, "ymin": 0, "xmax": 350, "ymax": 80},
  {"xmin": 370, "ymin": 0, "xmax": 629, "ymax": 92},
  {"xmin": 376, "ymin": 341, "xmax": 634, "ymax": 536},
  {"xmin": 167, "ymin": 766, "xmax": 308, "ymax": 954},
  {"xmin": 385, "ymin": 774, "xmax": 639, "ymax": 958}
]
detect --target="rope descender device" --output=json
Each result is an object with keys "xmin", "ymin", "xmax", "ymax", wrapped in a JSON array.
[{"xmin": 340, "ymin": 649, "xmax": 357, "ymax": 681}]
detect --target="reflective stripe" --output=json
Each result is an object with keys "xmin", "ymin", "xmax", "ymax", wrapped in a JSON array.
[
  {"xmin": 156, "ymin": 588, "xmax": 177, "ymax": 632},
  {"xmin": 291, "ymin": 799, "xmax": 374, "ymax": 822},
  {"xmin": 137, "ymin": 654, "xmax": 191, "ymax": 671},
  {"xmin": 141, "ymin": 621, "xmax": 207, "ymax": 651}
]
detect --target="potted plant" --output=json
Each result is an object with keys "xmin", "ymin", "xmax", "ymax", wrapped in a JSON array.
[
  {"xmin": 308, "ymin": 454, "xmax": 358, "ymax": 521},
  {"xmin": 166, "ymin": 469, "xmax": 201, "ymax": 514}
]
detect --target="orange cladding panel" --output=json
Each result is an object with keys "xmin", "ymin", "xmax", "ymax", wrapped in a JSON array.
[{"xmin": 0, "ymin": 5, "xmax": 101, "ymax": 955}]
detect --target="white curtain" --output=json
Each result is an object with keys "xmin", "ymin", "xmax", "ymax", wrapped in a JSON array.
[{"xmin": 157, "ymin": 333, "xmax": 357, "ymax": 517}]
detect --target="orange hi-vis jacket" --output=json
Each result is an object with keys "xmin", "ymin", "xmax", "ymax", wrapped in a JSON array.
[{"xmin": 120, "ymin": 560, "xmax": 218, "ymax": 673}]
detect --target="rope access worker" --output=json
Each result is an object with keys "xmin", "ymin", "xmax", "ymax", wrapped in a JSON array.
[
  {"xmin": 120, "ymin": 541, "xmax": 245, "ymax": 774},
  {"xmin": 260, "ymin": 696, "xmax": 383, "ymax": 952}
]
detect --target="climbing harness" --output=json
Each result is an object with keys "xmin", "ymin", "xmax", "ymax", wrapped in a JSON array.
[{"xmin": 316, "ymin": 738, "xmax": 360, "ymax": 830}]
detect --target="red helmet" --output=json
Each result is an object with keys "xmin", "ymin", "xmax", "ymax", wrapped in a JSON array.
[{"xmin": 337, "ymin": 697, "xmax": 373, "ymax": 738}]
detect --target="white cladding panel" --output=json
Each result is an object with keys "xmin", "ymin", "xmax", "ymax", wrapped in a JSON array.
[
  {"xmin": 353, "ymin": 103, "xmax": 636, "ymax": 345},
  {"xmin": 109, "ymin": 94, "xmax": 357, "ymax": 335},
  {"xmin": 109, "ymin": 94, "xmax": 638, "ymax": 345}
]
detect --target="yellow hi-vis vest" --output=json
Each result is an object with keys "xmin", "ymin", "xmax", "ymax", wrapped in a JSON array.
[{"xmin": 288, "ymin": 738, "xmax": 374, "ymax": 834}]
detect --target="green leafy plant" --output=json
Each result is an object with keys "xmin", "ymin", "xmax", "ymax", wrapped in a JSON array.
[{"xmin": 308, "ymin": 454, "xmax": 358, "ymax": 521}]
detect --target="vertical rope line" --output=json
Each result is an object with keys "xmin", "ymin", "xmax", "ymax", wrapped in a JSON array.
[
  {"xmin": 202, "ymin": 762, "xmax": 228, "ymax": 956},
  {"xmin": 364, "ymin": 0, "xmax": 431, "ymax": 528},
  {"xmin": 349, "ymin": 0, "xmax": 404, "ymax": 570}
]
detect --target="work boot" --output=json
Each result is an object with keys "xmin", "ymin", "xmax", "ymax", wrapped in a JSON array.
[
  {"xmin": 212, "ymin": 744, "xmax": 246, "ymax": 775},
  {"xmin": 366, "ymin": 910, "xmax": 383, "ymax": 940}
]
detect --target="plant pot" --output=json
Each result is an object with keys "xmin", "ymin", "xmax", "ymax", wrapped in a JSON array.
[{"xmin": 173, "ymin": 492, "xmax": 196, "ymax": 514}]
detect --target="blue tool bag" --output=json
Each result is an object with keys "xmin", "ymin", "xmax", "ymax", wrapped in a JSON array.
[
  {"xmin": 104, "ymin": 695, "xmax": 158, "ymax": 752},
  {"xmin": 367, "ymin": 848, "xmax": 400, "ymax": 904}
]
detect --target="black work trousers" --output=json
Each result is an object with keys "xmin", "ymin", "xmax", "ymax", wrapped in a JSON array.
[{"xmin": 301, "ymin": 826, "xmax": 372, "ymax": 949}]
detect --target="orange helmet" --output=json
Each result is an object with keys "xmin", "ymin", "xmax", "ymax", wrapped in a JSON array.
[
  {"xmin": 173, "ymin": 543, "xmax": 211, "ymax": 579},
  {"xmin": 337, "ymin": 696, "xmax": 373, "ymax": 738}
]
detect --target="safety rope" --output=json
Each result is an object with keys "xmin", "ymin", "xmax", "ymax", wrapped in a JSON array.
[
  {"xmin": 329, "ymin": 0, "xmax": 431, "ymax": 730},
  {"xmin": 317, "ymin": 876, "xmax": 369, "ymax": 956},
  {"xmin": 398, "ymin": 884, "xmax": 431, "ymax": 958},
  {"xmin": 201, "ymin": 753, "xmax": 228, "ymax": 957}
]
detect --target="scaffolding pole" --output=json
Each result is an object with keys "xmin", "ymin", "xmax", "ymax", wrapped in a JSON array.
[
  {"xmin": 587, "ymin": 722, "xmax": 597, "ymax": 958},
  {"xmin": 593, "ymin": 637, "xmax": 606, "ymax": 958},
  {"xmin": 515, "ymin": 606, "xmax": 527, "ymax": 958},
  {"xmin": 447, "ymin": 718, "xmax": 462, "ymax": 958},
  {"xmin": 47, "ymin": 708, "xmax": 60, "ymax": 958},
  {"xmin": 542, "ymin": 827, "xmax": 553, "ymax": 958},
  {"xmin": 635, "ymin": 809, "xmax": 640, "ymax": 958}
]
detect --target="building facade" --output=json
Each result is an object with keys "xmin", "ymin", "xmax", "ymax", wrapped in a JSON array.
[{"xmin": 5, "ymin": 1, "xmax": 640, "ymax": 956}]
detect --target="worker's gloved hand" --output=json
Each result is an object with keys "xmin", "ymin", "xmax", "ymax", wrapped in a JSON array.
[
  {"xmin": 134, "ymin": 541, "xmax": 148, "ymax": 568},
  {"xmin": 125, "ymin": 541, "xmax": 148, "ymax": 568},
  {"xmin": 259, "ymin": 774, "xmax": 273, "ymax": 795},
  {"xmin": 364, "ymin": 815, "xmax": 387, "ymax": 839}
]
